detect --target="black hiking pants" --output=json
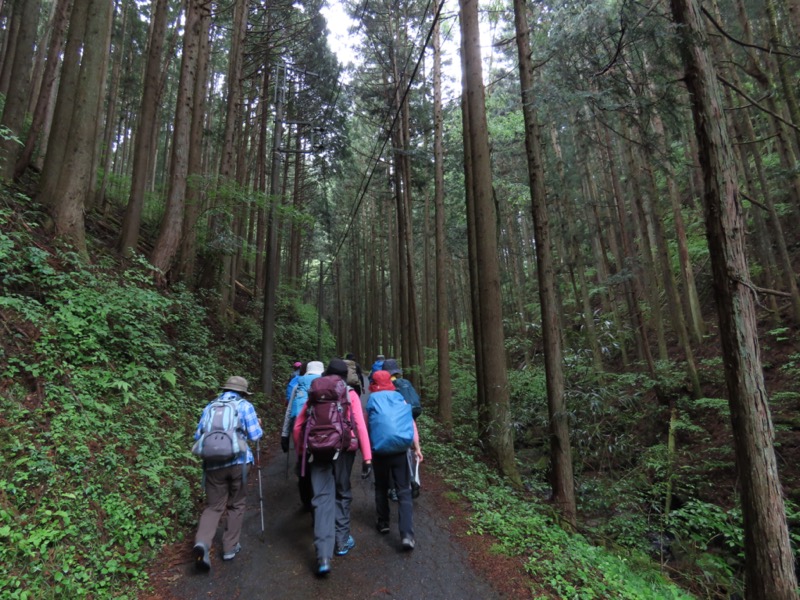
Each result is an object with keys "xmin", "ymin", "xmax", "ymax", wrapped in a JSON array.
[{"xmin": 373, "ymin": 451, "xmax": 413, "ymax": 539}]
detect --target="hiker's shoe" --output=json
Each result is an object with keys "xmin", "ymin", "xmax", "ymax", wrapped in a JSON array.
[
  {"xmin": 335, "ymin": 535, "xmax": 355, "ymax": 556},
  {"xmin": 376, "ymin": 520, "xmax": 390, "ymax": 534},
  {"xmin": 388, "ymin": 488, "xmax": 399, "ymax": 502},
  {"xmin": 222, "ymin": 543, "xmax": 241, "ymax": 561},
  {"xmin": 317, "ymin": 558, "xmax": 331, "ymax": 576},
  {"xmin": 193, "ymin": 543, "xmax": 211, "ymax": 572},
  {"xmin": 401, "ymin": 536, "xmax": 416, "ymax": 551},
  {"xmin": 411, "ymin": 481, "xmax": 420, "ymax": 499}
]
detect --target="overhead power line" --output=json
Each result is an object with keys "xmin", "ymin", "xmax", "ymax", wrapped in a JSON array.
[{"xmin": 322, "ymin": 0, "xmax": 448, "ymax": 283}]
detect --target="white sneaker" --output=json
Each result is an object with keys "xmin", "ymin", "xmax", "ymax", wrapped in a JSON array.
[{"xmin": 222, "ymin": 543, "xmax": 241, "ymax": 560}]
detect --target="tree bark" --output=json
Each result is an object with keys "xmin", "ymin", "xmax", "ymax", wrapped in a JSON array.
[
  {"xmin": 0, "ymin": 0, "xmax": 40, "ymax": 181},
  {"xmin": 514, "ymin": 0, "xmax": 575, "ymax": 524},
  {"xmin": 217, "ymin": 0, "xmax": 249, "ymax": 314},
  {"xmin": 118, "ymin": 0, "xmax": 169, "ymax": 257},
  {"xmin": 150, "ymin": 0, "xmax": 203, "ymax": 280},
  {"xmin": 14, "ymin": 0, "xmax": 70, "ymax": 180},
  {"xmin": 460, "ymin": 0, "xmax": 519, "ymax": 484},
  {"xmin": 177, "ymin": 3, "xmax": 211, "ymax": 287},
  {"xmin": 92, "ymin": 0, "xmax": 126, "ymax": 212},
  {"xmin": 48, "ymin": 0, "xmax": 113, "ymax": 257},
  {"xmin": 433, "ymin": 16, "xmax": 452, "ymax": 429},
  {"xmin": 261, "ymin": 62, "xmax": 286, "ymax": 396},
  {"xmin": 670, "ymin": 0, "xmax": 798, "ymax": 596}
]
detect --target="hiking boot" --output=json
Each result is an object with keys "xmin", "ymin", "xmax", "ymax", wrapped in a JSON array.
[
  {"xmin": 376, "ymin": 520, "xmax": 390, "ymax": 534},
  {"xmin": 335, "ymin": 535, "xmax": 355, "ymax": 556},
  {"xmin": 317, "ymin": 558, "xmax": 331, "ymax": 576},
  {"xmin": 388, "ymin": 488, "xmax": 398, "ymax": 502},
  {"xmin": 222, "ymin": 543, "xmax": 241, "ymax": 561},
  {"xmin": 193, "ymin": 543, "xmax": 211, "ymax": 572},
  {"xmin": 401, "ymin": 536, "xmax": 416, "ymax": 551}
]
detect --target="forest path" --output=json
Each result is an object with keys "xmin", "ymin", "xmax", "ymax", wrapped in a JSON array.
[{"xmin": 155, "ymin": 445, "xmax": 508, "ymax": 600}]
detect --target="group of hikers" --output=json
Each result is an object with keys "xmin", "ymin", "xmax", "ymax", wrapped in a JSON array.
[{"xmin": 190, "ymin": 354, "xmax": 423, "ymax": 577}]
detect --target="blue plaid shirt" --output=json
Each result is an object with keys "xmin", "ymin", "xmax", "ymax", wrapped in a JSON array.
[{"xmin": 194, "ymin": 392, "xmax": 263, "ymax": 470}]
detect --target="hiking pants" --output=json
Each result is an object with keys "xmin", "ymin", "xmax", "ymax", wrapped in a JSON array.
[
  {"xmin": 309, "ymin": 451, "xmax": 356, "ymax": 560},
  {"xmin": 373, "ymin": 451, "xmax": 413, "ymax": 538},
  {"xmin": 195, "ymin": 463, "xmax": 248, "ymax": 554}
]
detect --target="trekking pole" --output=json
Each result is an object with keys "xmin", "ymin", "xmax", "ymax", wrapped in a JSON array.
[{"xmin": 256, "ymin": 440, "xmax": 265, "ymax": 538}]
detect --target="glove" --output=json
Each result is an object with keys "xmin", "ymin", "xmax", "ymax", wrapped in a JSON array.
[
  {"xmin": 280, "ymin": 436, "xmax": 290, "ymax": 453},
  {"xmin": 361, "ymin": 462, "xmax": 372, "ymax": 479}
]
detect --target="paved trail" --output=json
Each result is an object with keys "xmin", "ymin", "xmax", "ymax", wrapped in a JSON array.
[{"xmin": 164, "ymin": 446, "xmax": 504, "ymax": 600}]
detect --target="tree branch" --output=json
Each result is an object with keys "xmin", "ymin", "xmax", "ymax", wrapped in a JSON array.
[
  {"xmin": 739, "ymin": 191, "xmax": 769, "ymax": 212},
  {"xmin": 593, "ymin": 23, "xmax": 627, "ymax": 78},
  {"xmin": 735, "ymin": 278, "xmax": 792, "ymax": 299},
  {"xmin": 701, "ymin": 6, "xmax": 800, "ymax": 59},
  {"xmin": 717, "ymin": 74, "xmax": 800, "ymax": 135}
]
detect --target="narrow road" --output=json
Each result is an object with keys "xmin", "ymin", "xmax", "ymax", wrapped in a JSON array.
[{"xmin": 163, "ymin": 446, "xmax": 504, "ymax": 599}]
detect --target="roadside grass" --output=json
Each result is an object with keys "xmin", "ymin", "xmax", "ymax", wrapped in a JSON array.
[{"xmin": 420, "ymin": 415, "xmax": 696, "ymax": 600}]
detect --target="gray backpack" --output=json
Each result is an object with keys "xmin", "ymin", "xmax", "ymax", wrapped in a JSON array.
[{"xmin": 192, "ymin": 393, "xmax": 248, "ymax": 462}]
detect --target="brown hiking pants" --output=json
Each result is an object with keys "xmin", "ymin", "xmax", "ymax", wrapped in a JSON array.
[{"xmin": 194, "ymin": 463, "xmax": 248, "ymax": 554}]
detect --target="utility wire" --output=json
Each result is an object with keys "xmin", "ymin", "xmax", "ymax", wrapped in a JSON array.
[{"xmin": 321, "ymin": 0, "xmax": 448, "ymax": 282}]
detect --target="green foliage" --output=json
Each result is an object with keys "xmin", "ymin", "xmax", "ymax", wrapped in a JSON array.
[
  {"xmin": 272, "ymin": 287, "xmax": 335, "ymax": 365},
  {"xmin": 666, "ymin": 500, "xmax": 744, "ymax": 597},
  {"xmin": 0, "ymin": 199, "xmax": 334, "ymax": 597},
  {"xmin": 0, "ymin": 209, "xmax": 228, "ymax": 598},
  {"xmin": 420, "ymin": 417, "xmax": 695, "ymax": 599}
]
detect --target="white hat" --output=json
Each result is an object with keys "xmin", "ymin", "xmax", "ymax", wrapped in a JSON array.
[{"xmin": 306, "ymin": 361, "xmax": 324, "ymax": 375}]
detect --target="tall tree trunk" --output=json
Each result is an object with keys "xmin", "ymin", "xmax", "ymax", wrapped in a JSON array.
[
  {"xmin": 0, "ymin": 0, "xmax": 20, "ymax": 98},
  {"xmin": 764, "ymin": 0, "xmax": 800, "ymax": 154},
  {"xmin": 460, "ymin": 0, "xmax": 519, "ymax": 484},
  {"xmin": 670, "ymin": 0, "xmax": 798, "ymax": 596},
  {"xmin": 602, "ymin": 126, "xmax": 655, "ymax": 371},
  {"xmin": 459, "ymin": 13, "xmax": 487, "ymax": 440},
  {"xmin": 217, "ymin": 0, "xmax": 249, "ymax": 314},
  {"xmin": 622, "ymin": 132, "xmax": 668, "ymax": 361},
  {"xmin": 287, "ymin": 128, "xmax": 304, "ymax": 288},
  {"xmin": 0, "ymin": 0, "xmax": 40, "ymax": 180},
  {"xmin": 514, "ymin": 0, "xmax": 575, "ymax": 524},
  {"xmin": 650, "ymin": 108, "xmax": 705, "ymax": 345},
  {"xmin": 261, "ymin": 62, "xmax": 286, "ymax": 396},
  {"xmin": 118, "ymin": 0, "xmax": 169, "ymax": 256},
  {"xmin": 150, "ymin": 0, "xmax": 203, "ymax": 280},
  {"xmin": 92, "ymin": 0, "xmax": 126, "ymax": 212},
  {"xmin": 177, "ymin": 3, "xmax": 210, "ymax": 287},
  {"xmin": 14, "ymin": 0, "xmax": 70, "ymax": 180},
  {"xmin": 433, "ymin": 16, "xmax": 452, "ymax": 429},
  {"xmin": 47, "ymin": 0, "xmax": 112, "ymax": 257},
  {"xmin": 254, "ymin": 65, "xmax": 271, "ymax": 297},
  {"xmin": 640, "ymin": 145, "xmax": 701, "ymax": 397}
]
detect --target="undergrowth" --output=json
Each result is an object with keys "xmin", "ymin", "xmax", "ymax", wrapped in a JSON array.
[
  {"xmin": 420, "ymin": 414, "xmax": 696, "ymax": 599},
  {"xmin": 0, "ymin": 199, "xmax": 331, "ymax": 599}
]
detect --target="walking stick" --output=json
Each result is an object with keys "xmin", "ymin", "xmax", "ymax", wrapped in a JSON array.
[
  {"xmin": 285, "ymin": 441, "xmax": 290, "ymax": 480},
  {"xmin": 256, "ymin": 440, "xmax": 264, "ymax": 538}
]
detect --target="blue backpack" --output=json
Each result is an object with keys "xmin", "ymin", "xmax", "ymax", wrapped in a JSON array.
[
  {"xmin": 290, "ymin": 373, "xmax": 320, "ymax": 418},
  {"xmin": 393, "ymin": 378, "xmax": 422, "ymax": 419},
  {"xmin": 367, "ymin": 390, "xmax": 414, "ymax": 455},
  {"xmin": 286, "ymin": 374, "xmax": 300, "ymax": 404}
]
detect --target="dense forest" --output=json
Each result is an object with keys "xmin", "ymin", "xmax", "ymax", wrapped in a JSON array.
[{"xmin": 1, "ymin": 0, "xmax": 799, "ymax": 597}]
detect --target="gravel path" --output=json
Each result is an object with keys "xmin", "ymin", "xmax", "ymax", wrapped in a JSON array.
[{"xmin": 164, "ymin": 446, "xmax": 504, "ymax": 600}]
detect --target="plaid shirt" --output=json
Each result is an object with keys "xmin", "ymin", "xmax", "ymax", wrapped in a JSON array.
[{"xmin": 194, "ymin": 392, "xmax": 263, "ymax": 470}]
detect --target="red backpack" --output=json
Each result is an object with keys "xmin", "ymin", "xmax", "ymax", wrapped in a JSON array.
[{"xmin": 301, "ymin": 376, "xmax": 355, "ymax": 474}]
